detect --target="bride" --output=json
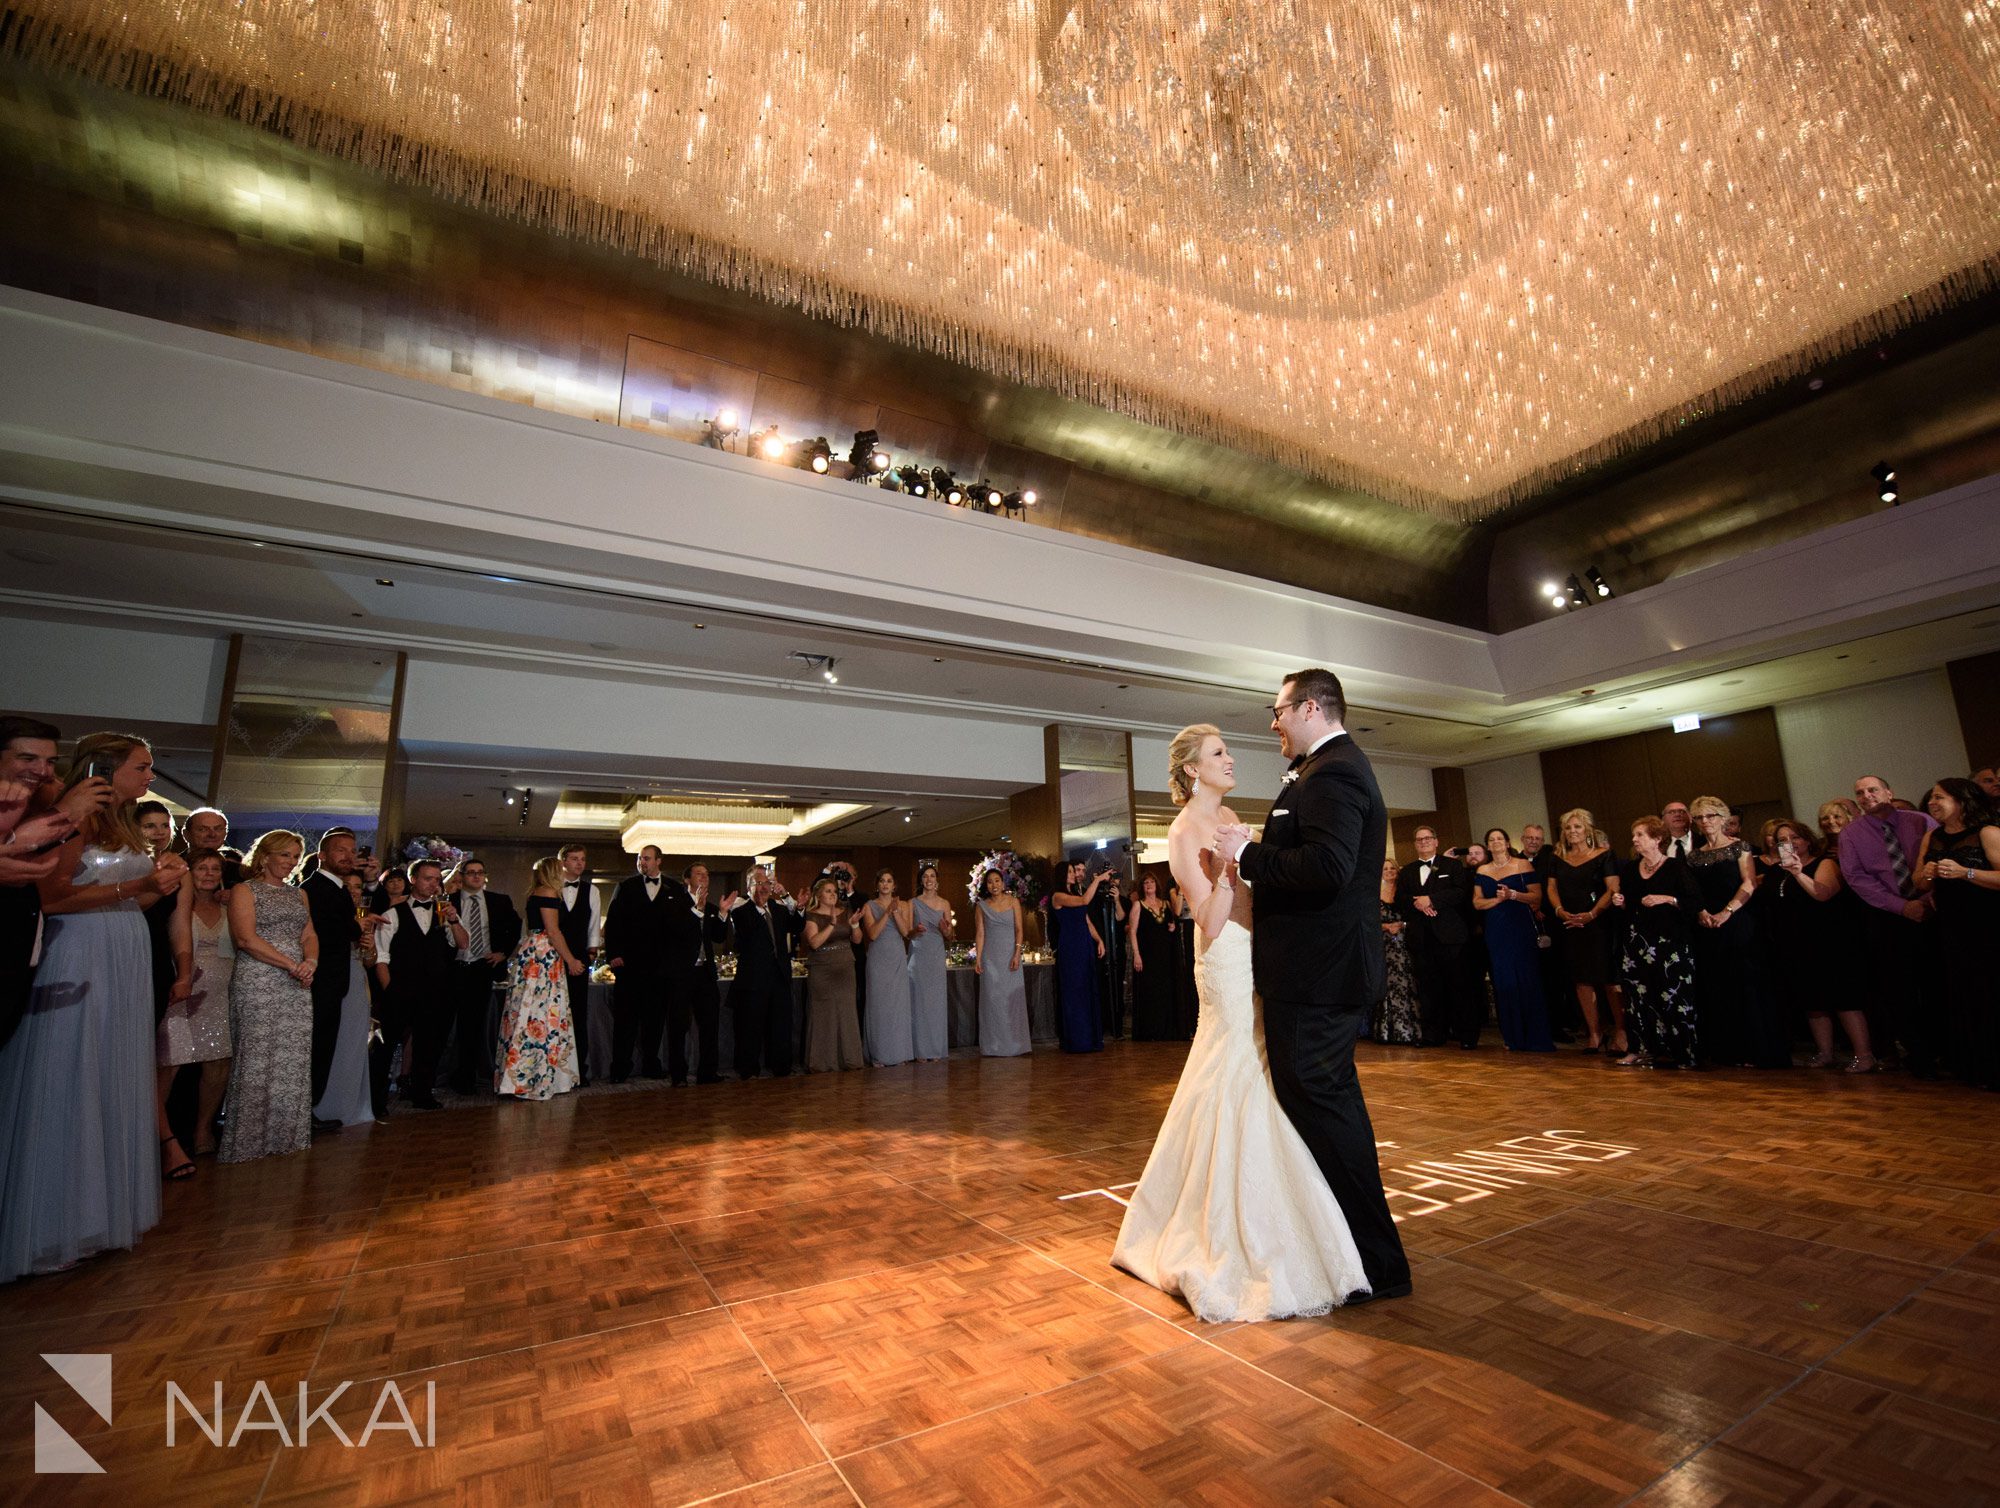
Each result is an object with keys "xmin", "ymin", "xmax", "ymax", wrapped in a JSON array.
[{"xmin": 1111, "ymin": 724, "xmax": 1370, "ymax": 1321}]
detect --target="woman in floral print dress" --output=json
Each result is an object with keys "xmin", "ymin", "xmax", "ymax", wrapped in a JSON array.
[
  {"xmin": 496, "ymin": 856, "xmax": 580, "ymax": 1099},
  {"xmin": 1613, "ymin": 817, "xmax": 1705, "ymax": 1070}
]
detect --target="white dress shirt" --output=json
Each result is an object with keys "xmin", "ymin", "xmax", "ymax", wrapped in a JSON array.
[{"xmin": 560, "ymin": 879, "xmax": 604, "ymax": 948}]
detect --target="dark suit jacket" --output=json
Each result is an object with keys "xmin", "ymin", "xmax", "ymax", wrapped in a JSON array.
[
  {"xmin": 453, "ymin": 888, "xmax": 519, "ymax": 959},
  {"xmin": 1395, "ymin": 856, "xmax": 1474, "ymax": 948},
  {"xmin": 0, "ymin": 882, "xmax": 41, "ymax": 1050},
  {"xmin": 298, "ymin": 868, "xmax": 361, "ymax": 1008},
  {"xmin": 1238, "ymin": 733, "xmax": 1388, "ymax": 1007},
  {"xmin": 605, "ymin": 875, "xmax": 687, "ymax": 970},
  {"xmin": 727, "ymin": 901, "xmax": 802, "ymax": 988}
]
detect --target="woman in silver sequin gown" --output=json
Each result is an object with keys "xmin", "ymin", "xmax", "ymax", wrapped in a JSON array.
[
  {"xmin": 159, "ymin": 853, "xmax": 235, "ymax": 1155},
  {"xmin": 221, "ymin": 833, "xmax": 319, "ymax": 1163}
]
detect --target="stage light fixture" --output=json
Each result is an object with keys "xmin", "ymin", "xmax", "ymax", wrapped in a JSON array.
[
  {"xmin": 803, "ymin": 437, "xmax": 832, "ymax": 473},
  {"xmin": 1586, "ymin": 567, "xmax": 1612, "ymax": 598},
  {"xmin": 1565, "ymin": 575, "xmax": 1588, "ymax": 609},
  {"xmin": 1873, "ymin": 461, "xmax": 1898, "ymax": 503},
  {"xmin": 518, "ymin": 788, "xmax": 534, "ymax": 827},
  {"xmin": 754, "ymin": 425, "xmax": 785, "ymax": 459},
  {"xmin": 701, "ymin": 409, "xmax": 741, "ymax": 449},
  {"xmin": 848, "ymin": 429, "xmax": 881, "ymax": 471},
  {"xmin": 1020, "ymin": 489, "xmax": 1037, "ymax": 506},
  {"xmin": 896, "ymin": 465, "xmax": 929, "ymax": 495}
]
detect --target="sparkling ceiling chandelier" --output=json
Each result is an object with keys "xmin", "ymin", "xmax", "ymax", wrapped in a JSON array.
[{"xmin": 7, "ymin": 1, "xmax": 1998, "ymax": 515}]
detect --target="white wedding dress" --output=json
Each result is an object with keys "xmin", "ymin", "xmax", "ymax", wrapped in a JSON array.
[{"xmin": 1111, "ymin": 918, "xmax": 1370, "ymax": 1321}]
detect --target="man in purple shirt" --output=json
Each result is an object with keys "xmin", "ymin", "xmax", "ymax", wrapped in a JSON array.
[{"xmin": 1840, "ymin": 774, "xmax": 1940, "ymax": 1075}]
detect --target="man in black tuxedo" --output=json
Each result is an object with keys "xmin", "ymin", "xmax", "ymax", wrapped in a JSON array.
[
  {"xmin": 728, "ymin": 868, "xmax": 803, "ymax": 1079},
  {"xmin": 553, "ymin": 844, "xmax": 602, "ymax": 1085},
  {"xmin": 299, "ymin": 827, "xmax": 363, "ymax": 1131},
  {"xmin": 1395, "ymin": 825, "xmax": 1479, "ymax": 1047},
  {"xmin": 674, "ymin": 863, "xmax": 734, "ymax": 1084},
  {"xmin": 445, "ymin": 857, "xmax": 519, "ymax": 1094},
  {"xmin": 605, "ymin": 845, "xmax": 684, "ymax": 1082},
  {"xmin": 372, "ymin": 859, "xmax": 468, "ymax": 1113},
  {"xmin": 1216, "ymin": 667, "xmax": 1412, "ymax": 1303}
]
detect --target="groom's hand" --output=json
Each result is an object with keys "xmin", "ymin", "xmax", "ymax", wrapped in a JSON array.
[{"xmin": 1214, "ymin": 825, "xmax": 1252, "ymax": 862}]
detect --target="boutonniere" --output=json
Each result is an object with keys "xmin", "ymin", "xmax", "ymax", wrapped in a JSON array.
[{"xmin": 1280, "ymin": 769, "xmax": 1300, "ymax": 786}]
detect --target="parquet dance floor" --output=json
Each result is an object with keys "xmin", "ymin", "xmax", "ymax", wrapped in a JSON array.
[{"xmin": 7, "ymin": 1043, "xmax": 1999, "ymax": 1506}]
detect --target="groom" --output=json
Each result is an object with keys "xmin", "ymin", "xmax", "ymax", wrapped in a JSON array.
[{"xmin": 1216, "ymin": 667, "xmax": 1412, "ymax": 1303}]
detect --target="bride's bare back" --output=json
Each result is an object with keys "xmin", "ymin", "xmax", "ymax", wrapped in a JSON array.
[{"xmin": 1168, "ymin": 804, "xmax": 1255, "ymax": 936}]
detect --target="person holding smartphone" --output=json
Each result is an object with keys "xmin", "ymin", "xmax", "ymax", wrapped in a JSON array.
[
  {"xmin": 0, "ymin": 715, "xmax": 93, "ymax": 1051},
  {"xmin": 0, "ymin": 731, "xmax": 187, "ymax": 1281}
]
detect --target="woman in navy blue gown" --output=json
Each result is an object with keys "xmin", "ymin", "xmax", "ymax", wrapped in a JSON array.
[
  {"xmin": 1048, "ymin": 859, "xmax": 1106, "ymax": 1052},
  {"xmin": 1472, "ymin": 828, "xmax": 1554, "ymax": 1051}
]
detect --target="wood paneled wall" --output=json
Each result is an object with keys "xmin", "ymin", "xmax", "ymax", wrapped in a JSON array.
[
  {"xmin": 1390, "ymin": 766, "xmax": 1470, "ymax": 862},
  {"xmin": 1948, "ymin": 651, "xmax": 2000, "ymax": 771},
  {"xmin": 1537, "ymin": 709, "xmax": 1794, "ymax": 849}
]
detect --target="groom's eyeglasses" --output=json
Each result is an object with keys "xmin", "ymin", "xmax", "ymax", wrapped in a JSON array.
[{"xmin": 1265, "ymin": 699, "xmax": 1308, "ymax": 719}]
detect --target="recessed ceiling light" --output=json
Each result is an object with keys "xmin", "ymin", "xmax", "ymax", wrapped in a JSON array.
[
  {"xmin": 932, "ymin": 657, "xmax": 944, "ymax": 663},
  {"xmin": 375, "ymin": 577, "xmax": 394, "ymax": 586},
  {"xmin": 693, "ymin": 622, "xmax": 707, "ymax": 630}
]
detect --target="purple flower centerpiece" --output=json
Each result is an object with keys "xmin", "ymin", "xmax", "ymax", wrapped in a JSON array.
[
  {"xmin": 967, "ymin": 849, "xmax": 1046, "ymax": 907},
  {"xmin": 402, "ymin": 834, "xmax": 468, "ymax": 871}
]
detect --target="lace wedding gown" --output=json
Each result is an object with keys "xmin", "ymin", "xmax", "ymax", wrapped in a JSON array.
[{"xmin": 1111, "ymin": 918, "xmax": 1370, "ymax": 1321}]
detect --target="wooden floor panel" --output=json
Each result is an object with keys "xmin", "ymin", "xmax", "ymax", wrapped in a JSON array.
[{"xmin": 7, "ymin": 1042, "xmax": 1997, "ymax": 1506}]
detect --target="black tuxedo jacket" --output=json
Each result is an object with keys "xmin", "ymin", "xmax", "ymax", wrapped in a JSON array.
[
  {"xmin": 606, "ymin": 875, "xmax": 687, "ymax": 970},
  {"xmin": 727, "ymin": 901, "xmax": 802, "ymax": 987},
  {"xmin": 1395, "ymin": 856, "xmax": 1475, "ymax": 948},
  {"xmin": 298, "ymin": 868, "xmax": 361, "ymax": 1008},
  {"xmin": 453, "ymin": 888, "xmax": 520, "ymax": 959},
  {"xmin": 1238, "ymin": 733, "xmax": 1388, "ymax": 1008}
]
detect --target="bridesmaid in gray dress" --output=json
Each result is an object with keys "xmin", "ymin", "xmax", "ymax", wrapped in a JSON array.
[
  {"xmin": 0, "ymin": 733, "xmax": 183, "ymax": 1282},
  {"xmin": 907, "ymin": 864, "xmax": 952, "ymax": 1060},
  {"xmin": 860, "ymin": 870, "xmax": 915, "ymax": 1066},
  {"xmin": 974, "ymin": 869, "xmax": 1031, "ymax": 1056},
  {"xmin": 221, "ymin": 832, "xmax": 319, "ymax": 1163},
  {"xmin": 802, "ymin": 878, "xmax": 865, "ymax": 1071}
]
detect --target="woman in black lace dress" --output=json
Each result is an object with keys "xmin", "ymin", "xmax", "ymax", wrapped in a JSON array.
[
  {"xmin": 1914, "ymin": 779, "xmax": 2000, "ymax": 1088},
  {"xmin": 1686, "ymin": 796, "xmax": 1789, "ymax": 1068}
]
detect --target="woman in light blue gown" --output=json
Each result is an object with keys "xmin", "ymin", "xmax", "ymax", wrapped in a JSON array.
[
  {"xmin": 860, "ymin": 869, "xmax": 914, "ymax": 1066},
  {"xmin": 974, "ymin": 869, "xmax": 1031, "ymax": 1056},
  {"xmin": 0, "ymin": 734, "xmax": 184, "ymax": 1283},
  {"xmin": 907, "ymin": 864, "xmax": 952, "ymax": 1059}
]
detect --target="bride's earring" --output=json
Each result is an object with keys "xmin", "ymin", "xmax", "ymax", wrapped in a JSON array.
[{"xmin": 1191, "ymin": 775, "xmax": 1201, "ymax": 795}]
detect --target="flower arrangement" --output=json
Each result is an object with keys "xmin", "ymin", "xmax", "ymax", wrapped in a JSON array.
[
  {"xmin": 401, "ymin": 834, "xmax": 468, "ymax": 870},
  {"xmin": 968, "ymin": 849, "xmax": 1046, "ymax": 906}
]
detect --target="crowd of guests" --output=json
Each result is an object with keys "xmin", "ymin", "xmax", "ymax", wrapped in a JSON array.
[
  {"xmin": 5, "ymin": 707, "xmax": 1994, "ymax": 1287},
  {"xmin": 1379, "ymin": 766, "xmax": 2000, "ymax": 1083}
]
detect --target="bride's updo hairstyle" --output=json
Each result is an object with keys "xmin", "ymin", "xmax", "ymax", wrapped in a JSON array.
[{"xmin": 1167, "ymin": 723, "xmax": 1220, "ymax": 806}]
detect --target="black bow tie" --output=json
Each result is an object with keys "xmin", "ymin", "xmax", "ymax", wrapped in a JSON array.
[
  {"xmin": 1288, "ymin": 753, "xmax": 1307, "ymax": 771},
  {"xmin": 410, "ymin": 900, "xmax": 433, "ymax": 910}
]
